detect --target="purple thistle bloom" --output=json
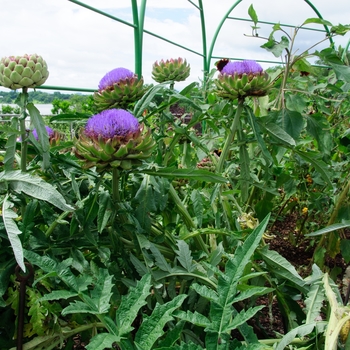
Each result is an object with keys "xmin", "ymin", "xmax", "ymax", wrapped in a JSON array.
[
  {"xmin": 32, "ymin": 126, "xmax": 54, "ymax": 141},
  {"xmin": 85, "ymin": 109, "xmax": 140, "ymax": 139},
  {"xmin": 221, "ymin": 61, "xmax": 246, "ymax": 75},
  {"xmin": 242, "ymin": 60, "xmax": 263, "ymax": 74},
  {"xmin": 98, "ymin": 68, "xmax": 135, "ymax": 91},
  {"xmin": 221, "ymin": 60, "xmax": 263, "ymax": 76}
]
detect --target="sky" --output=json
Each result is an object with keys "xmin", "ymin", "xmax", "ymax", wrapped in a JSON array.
[{"xmin": 0, "ymin": 0, "xmax": 349, "ymax": 93}]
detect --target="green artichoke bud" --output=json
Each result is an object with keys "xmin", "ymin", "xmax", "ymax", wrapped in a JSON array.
[
  {"xmin": 74, "ymin": 109, "xmax": 155, "ymax": 172},
  {"xmin": 152, "ymin": 57, "xmax": 190, "ymax": 83},
  {"xmin": 214, "ymin": 59, "xmax": 270, "ymax": 100},
  {"xmin": 0, "ymin": 54, "xmax": 49, "ymax": 90},
  {"xmin": 196, "ymin": 157, "xmax": 216, "ymax": 172},
  {"xmin": 93, "ymin": 67, "xmax": 146, "ymax": 111}
]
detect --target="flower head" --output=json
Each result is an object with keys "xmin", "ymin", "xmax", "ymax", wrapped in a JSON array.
[
  {"xmin": 0, "ymin": 54, "xmax": 49, "ymax": 90},
  {"xmin": 214, "ymin": 59, "xmax": 270, "ymax": 100},
  {"xmin": 32, "ymin": 126, "xmax": 54, "ymax": 141},
  {"xmin": 98, "ymin": 68, "xmax": 135, "ymax": 91},
  {"xmin": 152, "ymin": 57, "xmax": 190, "ymax": 83},
  {"xmin": 93, "ymin": 67, "xmax": 146, "ymax": 111},
  {"xmin": 74, "ymin": 109, "xmax": 155, "ymax": 171},
  {"xmin": 85, "ymin": 109, "xmax": 139, "ymax": 139}
]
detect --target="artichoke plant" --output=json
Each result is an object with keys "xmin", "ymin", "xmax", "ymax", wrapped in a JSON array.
[
  {"xmin": 74, "ymin": 109, "xmax": 155, "ymax": 172},
  {"xmin": 214, "ymin": 59, "xmax": 270, "ymax": 100},
  {"xmin": 93, "ymin": 67, "xmax": 146, "ymax": 111},
  {"xmin": 152, "ymin": 57, "xmax": 190, "ymax": 83},
  {"xmin": 0, "ymin": 54, "xmax": 49, "ymax": 89}
]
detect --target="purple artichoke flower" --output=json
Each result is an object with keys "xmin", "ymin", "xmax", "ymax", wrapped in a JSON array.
[
  {"xmin": 98, "ymin": 68, "xmax": 135, "ymax": 91},
  {"xmin": 215, "ymin": 59, "xmax": 270, "ymax": 100},
  {"xmin": 219, "ymin": 60, "xmax": 263, "ymax": 76},
  {"xmin": 85, "ymin": 109, "xmax": 139, "ymax": 139},
  {"xmin": 32, "ymin": 126, "xmax": 54, "ymax": 141},
  {"xmin": 94, "ymin": 67, "xmax": 146, "ymax": 111},
  {"xmin": 74, "ymin": 109, "xmax": 155, "ymax": 171}
]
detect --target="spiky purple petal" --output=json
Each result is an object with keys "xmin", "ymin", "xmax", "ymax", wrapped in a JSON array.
[
  {"xmin": 221, "ymin": 60, "xmax": 263, "ymax": 76},
  {"xmin": 98, "ymin": 68, "xmax": 135, "ymax": 90},
  {"xmin": 85, "ymin": 109, "xmax": 139, "ymax": 139}
]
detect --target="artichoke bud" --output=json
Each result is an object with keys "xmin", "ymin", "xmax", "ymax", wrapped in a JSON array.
[
  {"xmin": 93, "ymin": 67, "xmax": 147, "ymax": 111},
  {"xmin": 197, "ymin": 157, "xmax": 216, "ymax": 172},
  {"xmin": 0, "ymin": 54, "xmax": 49, "ymax": 90},
  {"xmin": 214, "ymin": 59, "xmax": 270, "ymax": 100},
  {"xmin": 74, "ymin": 109, "xmax": 155, "ymax": 172},
  {"xmin": 152, "ymin": 57, "xmax": 190, "ymax": 83}
]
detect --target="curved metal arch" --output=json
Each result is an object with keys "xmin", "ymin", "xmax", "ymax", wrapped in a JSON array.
[{"xmin": 205, "ymin": 0, "xmax": 333, "ymax": 76}]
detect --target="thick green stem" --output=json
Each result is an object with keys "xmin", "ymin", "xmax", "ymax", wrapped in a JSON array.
[
  {"xmin": 112, "ymin": 168, "xmax": 121, "ymax": 203},
  {"xmin": 19, "ymin": 88, "xmax": 29, "ymax": 172},
  {"xmin": 216, "ymin": 100, "xmax": 244, "ymax": 174}
]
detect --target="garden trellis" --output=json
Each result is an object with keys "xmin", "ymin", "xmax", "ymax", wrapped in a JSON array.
[{"xmin": 35, "ymin": 0, "xmax": 336, "ymax": 94}]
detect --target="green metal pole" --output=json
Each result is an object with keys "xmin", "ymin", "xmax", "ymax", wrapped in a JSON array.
[
  {"xmin": 206, "ymin": 0, "xmax": 243, "ymax": 72},
  {"xmin": 131, "ymin": 0, "xmax": 141, "ymax": 77},
  {"xmin": 304, "ymin": 0, "xmax": 334, "ymax": 45},
  {"xmin": 68, "ymin": 0, "xmax": 136, "ymax": 28},
  {"xmin": 197, "ymin": 0, "xmax": 208, "ymax": 80}
]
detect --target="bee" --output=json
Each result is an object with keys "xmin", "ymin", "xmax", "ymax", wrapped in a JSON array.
[{"xmin": 215, "ymin": 58, "xmax": 230, "ymax": 72}]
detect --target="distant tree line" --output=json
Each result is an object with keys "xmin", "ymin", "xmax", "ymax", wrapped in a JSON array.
[{"xmin": 0, "ymin": 90, "xmax": 75, "ymax": 104}]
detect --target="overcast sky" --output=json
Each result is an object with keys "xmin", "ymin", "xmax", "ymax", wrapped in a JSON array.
[{"xmin": 1, "ymin": 0, "xmax": 349, "ymax": 93}]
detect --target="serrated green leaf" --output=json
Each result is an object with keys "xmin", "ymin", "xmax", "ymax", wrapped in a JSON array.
[
  {"xmin": 135, "ymin": 294, "xmax": 187, "ymax": 350},
  {"xmin": 2, "ymin": 195, "xmax": 25, "ymax": 271},
  {"xmin": 191, "ymin": 282, "xmax": 218, "ymax": 302},
  {"xmin": 304, "ymin": 276, "xmax": 324, "ymax": 324},
  {"xmin": 62, "ymin": 300, "xmax": 98, "ymax": 315},
  {"xmin": 150, "ymin": 244, "xmax": 172, "ymax": 272},
  {"xmin": 85, "ymin": 333, "xmax": 120, "ymax": 350},
  {"xmin": 207, "ymin": 215, "xmax": 270, "ymax": 349},
  {"xmin": 133, "ymin": 174, "xmax": 157, "ymax": 232},
  {"xmin": 38, "ymin": 290, "xmax": 79, "ymax": 302},
  {"xmin": 233, "ymin": 287, "xmax": 273, "ymax": 303},
  {"xmin": 175, "ymin": 240, "xmax": 195, "ymax": 272},
  {"xmin": 222, "ymin": 306, "xmax": 265, "ymax": 333},
  {"xmin": 174, "ymin": 310, "xmax": 211, "ymax": 327},
  {"xmin": 0, "ymin": 170, "xmax": 74, "ymax": 212},
  {"xmin": 90, "ymin": 268, "xmax": 113, "ymax": 314},
  {"xmin": 305, "ymin": 221, "xmax": 350, "ymax": 237},
  {"xmin": 190, "ymin": 189, "xmax": 204, "ymax": 228},
  {"xmin": 115, "ymin": 274, "xmax": 152, "ymax": 336},
  {"xmin": 245, "ymin": 107, "xmax": 273, "ymax": 165},
  {"xmin": 156, "ymin": 320, "xmax": 185, "ymax": 348},
  {"xmin": 276, "ymin": 322, "xmax": 326, "ymax": 350},
  {"xmin": 259, "ymin": 247, "xmax": 306, "ymax": 293},
  {"xmin": 27, "ymin": 103, "xmax": 51, "ymax": 169},
  {"xmin": 263, "ymin": 122, "xmax": 296, "ymax": 147},
  {"xmin": 97, "ymin": 190, "xmax": 113, "ymax": 233}
]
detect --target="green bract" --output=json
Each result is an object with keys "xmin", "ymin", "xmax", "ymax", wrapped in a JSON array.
[
  {"xmin": 152, "ymin": 57, "xmax": 190, "ymax": 83},
  {"xmin": 74, "ymin": 125, "xmax": 155, "ymax": 172},
  {"xmin": 215, "ymin": 71, "xmax": 271, "ymax": 100},
  {"xmin": 0, "ymin": 54, "xmax": 49, "ymax": 90},
  {"xmin": 93, "ymin": 76, "xmax": 146, "ymax": 111}
]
